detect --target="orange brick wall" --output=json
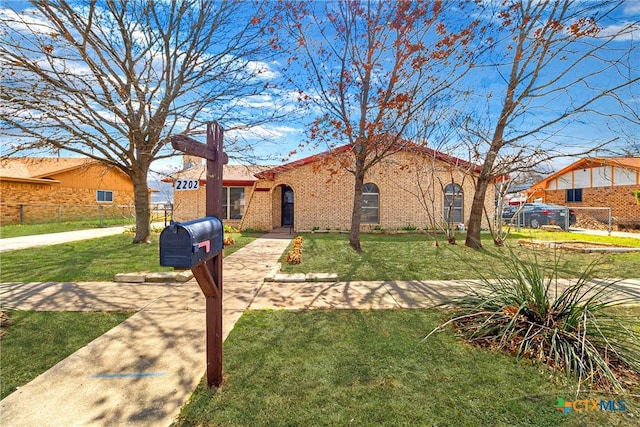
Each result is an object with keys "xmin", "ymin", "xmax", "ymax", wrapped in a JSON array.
[
  {"xmin": 543, "ymin": 184, "xmax": 640, "ymax": 223},
  {"xmin": 1, "ymin": 165, "xmax": 135, "ymax": 225}
]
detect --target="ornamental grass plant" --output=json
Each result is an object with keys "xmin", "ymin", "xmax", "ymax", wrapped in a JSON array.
[{"xmin": 427, "ymin": 247, "xmax": 640, "ymax": 393}]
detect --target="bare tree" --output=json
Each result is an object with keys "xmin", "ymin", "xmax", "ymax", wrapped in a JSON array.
[
  {"xmin": 0, "ymin": 0, "xmax": 282, "ymax": 243},
  {"xmin": 392, "ymin": 108, "xmax": 478, "ymax": 245},
  {"xmin": 274, "ymin": 0, "xmax": 478, "ymax": 252},
  {"xmin": 461, "ymin": 0, "xmax": 640, "ymax": 249},
  {"xmin": 408, "ymin": 152, "xmax": 475, "ymax": 245}
]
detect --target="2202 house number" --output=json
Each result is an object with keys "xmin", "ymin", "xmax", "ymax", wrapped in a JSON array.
[{"xmin": 174, "ymin": 179, "xmax": 200, "ymax": 190}]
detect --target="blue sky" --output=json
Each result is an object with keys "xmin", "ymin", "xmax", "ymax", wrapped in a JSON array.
[
  {"xmin": 252, "ymin": 1, "xmax": 639, "ymax": 172},
  {"xmin": 1, "ymin": 0, "xmax": 639, "ymax": 186}
]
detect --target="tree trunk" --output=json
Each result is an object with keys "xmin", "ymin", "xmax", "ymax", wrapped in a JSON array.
[
  {"xmin": 465, "ymin": 88, "xmax": 508, "ymax": 249},
  {"xmin": 465, "ymin": 175, "xmax": 491, "ymax": 249},
  {"xmin": 465, "ymin": 143, "xmax": 501, "ymax": 249},
  {"xmin": 131, "ymin": 171, "xmax": 151, "ymax": 244},
  {"xmin": 349, "ymin": 160, "xmax": 366, "ymax": 253}
]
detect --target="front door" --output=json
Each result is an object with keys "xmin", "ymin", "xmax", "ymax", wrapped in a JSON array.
[{"xmin": 281, "ymin": 186, "xmax": 294, "ymax": 226}]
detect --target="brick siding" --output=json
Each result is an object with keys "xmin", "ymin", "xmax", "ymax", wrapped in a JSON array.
[
  {"xmin": 173, "ymin": 150, "xmax": 494, "ymax": 232},
  {"xmin": 1, "ymin": 163, "xmax": 135, "ymax": 225},
  {"xmin": 544, "ymin": 184, "xmax": 640, "ymax": 224}
]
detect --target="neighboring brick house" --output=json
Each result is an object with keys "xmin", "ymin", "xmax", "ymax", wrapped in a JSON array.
[
  {"xmin": 528, "ymin": 157, "xmax": 640, "ymax": 226},
  {"xmin": 0, "ymin": 157, "xmax": 137, "ymax": 225},
  {"xmin": 168, "ymin": 145, "xmax": 494, "ymax": 232}
]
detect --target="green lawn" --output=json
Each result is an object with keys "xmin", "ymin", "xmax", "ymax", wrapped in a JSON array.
[
  {"xmin": 0, "ymin": 231, "xmax": 262, "ymax": 282},
  {"xmin": 279, "ymin": 232, "xmax": 640, "ymax": 280},
  {"xmin": 0, "ymin": 310, "xmax": 132, "ymax": 399},
  {"xmin": 174, "ymin": 309, "xmax": 639, "ymax": 426},
  {"xmin": 0, "ymin": 219, "xmax": 139, "ymax": 238},
  {"xmin": 514, "ymin": 229, "xmax": 640, "ymax": 246}
]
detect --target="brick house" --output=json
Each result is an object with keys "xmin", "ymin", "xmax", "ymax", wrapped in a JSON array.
[
  {"xmin": 528, "ymin": 157, "xmax": 640, "ymax": 226},
  {"xmin": 168, "ymin": 145, "xmax": 495, "ymax": 232},
  {"xmin": 0, "ymin": 157, "xmax": 137, "ymax": 225},
  {"xmin": 165, "ymin": 159, "xmax": 269, "ymax": 230}
]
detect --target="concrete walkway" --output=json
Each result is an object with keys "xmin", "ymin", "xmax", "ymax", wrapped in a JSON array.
[{"xmin": 0, "ymin": 230, "xmax": 293, "ymax": 427}]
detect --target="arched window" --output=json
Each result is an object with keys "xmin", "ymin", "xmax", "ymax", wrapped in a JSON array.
[
  {"xmin": 444, "ymin": 183, "xmax": 463, "ymax": 224},
  {"xmin": 362, "ymin": 183, "xmax": 379, "ymax": 224}
]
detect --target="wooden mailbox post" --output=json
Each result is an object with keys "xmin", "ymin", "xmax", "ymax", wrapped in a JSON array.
[{"xmin": 170, "ymin": 122, "xmax": 227, "ymax": 388}]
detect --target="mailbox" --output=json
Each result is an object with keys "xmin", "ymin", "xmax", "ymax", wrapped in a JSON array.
[{"xmin": 160, "ymin": 217, "xmax": 224, "ymax": 268}]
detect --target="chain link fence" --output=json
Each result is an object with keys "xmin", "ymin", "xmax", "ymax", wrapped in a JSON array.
[
  {"xmin": 2, "ymin": 203, "xmax": 172, "ymax": 226},
  {"xmin": 569, "ymin": 206, "xmax": 612, "ymax": 234}
]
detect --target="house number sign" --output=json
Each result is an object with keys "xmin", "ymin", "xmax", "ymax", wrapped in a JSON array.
[{"xmin": 174, "ymin": 179, "xmax": 200, "ymax": 190}]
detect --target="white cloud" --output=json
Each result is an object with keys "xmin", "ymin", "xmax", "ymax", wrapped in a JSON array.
[
  {"xmin": 599, "ymin": 21, "xmax": 640, "ymax": 41},
  {"xmin": 624, "ymin": 2, "xmax": 640, "ymax": 16},
  {"xmin": 226, "ymin": 123, "xmax": 302, "ymax": 140},
  {"xmin": 0, "ymin": 6, "xmax": 50, "ymax": 34},
  {"xmin": 245, "ymin": 59, "xmax": 279, "ymax": 80}
]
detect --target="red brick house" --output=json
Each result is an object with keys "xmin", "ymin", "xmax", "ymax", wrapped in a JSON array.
[
  {"xmin": 0, "ymin": 157, "xmax": 138, "ymax": 225},
  {"xmin": 168, "ymin": 144, "xmax": 495, "ymax": 232},
  {"xmin": 528, "ymin": 157, "xmax": 640, "ymax": 226}
]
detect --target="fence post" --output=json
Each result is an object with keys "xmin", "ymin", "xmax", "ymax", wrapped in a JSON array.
[{"xmin": 19, "ymin": 204, "xmax": 24, "ymax": 225}]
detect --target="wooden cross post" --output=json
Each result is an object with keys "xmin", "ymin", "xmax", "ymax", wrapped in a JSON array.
[{"xmin": 171, "ymin": 122, "xmax": 227, "ymax": 388}]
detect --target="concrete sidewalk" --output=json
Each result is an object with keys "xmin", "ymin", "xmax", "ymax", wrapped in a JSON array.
[
  {"xmin": 0, "ymin": 230, "xmax": 293, "ymax": 427},
  {"xmin": 248, "ymin": 278, "xmax": 640, "ymax": 310},
  {"xmin": 0, "ymin": 226, "xmax": 133, "ymax": 253},
  {"xmin": 0, "ymin": 223, "xmax": 170, "ymax": 253}
]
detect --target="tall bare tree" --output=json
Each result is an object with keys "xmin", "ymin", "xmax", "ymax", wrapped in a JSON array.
[
  {"xmin": 461, "ymin": 0, "xmax": 640, "ymax": 249},
  {"xmin": 0, "ymin": 0, "xmax": 281, "ymax": 243},
  {"xmin": 274, "ymin": 0, "xmax": 478, "ymax": 252}
]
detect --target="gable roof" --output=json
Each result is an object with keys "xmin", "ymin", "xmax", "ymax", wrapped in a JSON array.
[
  {"xmin": 530, "ymin": 156, "xmax": 640, "ymax": 189},
  {"xmin": 0, "ymin": 157, "xmax": 101, "ymax": 184},
  {"xmin": 255, "ymin": 143, "xmax": 481, "ymax": 180}
]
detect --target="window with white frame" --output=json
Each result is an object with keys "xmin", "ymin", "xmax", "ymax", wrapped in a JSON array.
[
  {"xmin": 443, "ymin": 183, "xmax": 463, "ymax": 223},
  {"xmin": 223, "ymin": 187, "xmax": 245, "ymax": 220},
  {"xmin": 96, "ymin": 190, "xmax": 113, "ymax": 203},
  {"xmin": 361, "ymin": 183, "xmax": 380, "ymax": 224}
]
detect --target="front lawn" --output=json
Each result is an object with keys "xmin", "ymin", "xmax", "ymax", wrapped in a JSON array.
[
  {"xmin": 0, "ymin": 231, "xmax": 262, "ymax": 282},
  {"xmin": 0, "ymin": 310, "xmax": 131, "ymax": 399},
  {"xmin": 174, "ymin": 309, "xmax": 639, "ymax": 426},
  {"xmin": 279, "ymin": 232, "xmax": 640, "ymax": 280},
  {"xmin": 0, "ymin": 219, "xmax": 137, "ymax": 238}
]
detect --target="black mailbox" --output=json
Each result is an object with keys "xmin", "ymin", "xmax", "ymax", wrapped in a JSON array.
[{"xmin": 160, "ymin": 217, "xmax": 224, "ymax": 268}]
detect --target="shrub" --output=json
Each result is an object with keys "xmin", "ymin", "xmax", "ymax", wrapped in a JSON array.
[
  {"xmin": 242, "ymin": 227, "xmax": 266, "ymax": 233},
  {"xmin": 286, "ymin": 236, "xmax": 304, "ymax": 264},
  {"xmin": 426, "ymin": 248, "xmax": 640, "ymax": 392},
  {"xmin": 223, "ymin": 225, "xmax": 240, "ymax": 233},
  {"xmin": 399, "ymin": 224, "xmax": 418, "ymax": 231}
]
